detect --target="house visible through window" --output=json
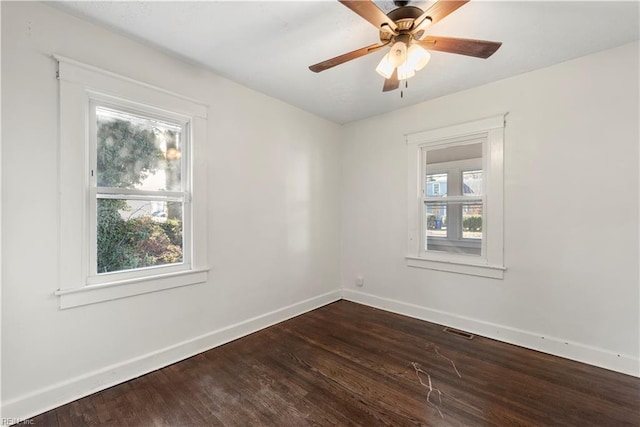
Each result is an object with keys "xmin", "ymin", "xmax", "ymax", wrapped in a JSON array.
[{"xmin": 406, "ymin": 115, "xmax": 505, "ymax": 279}]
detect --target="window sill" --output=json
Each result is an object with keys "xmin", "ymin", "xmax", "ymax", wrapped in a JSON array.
[
  {"xmin": 406, "ymin": 256, "xmax": 505, "ymax": 279},
  {"xmin": 55, "ymin": 268, "xmax": 209, "ymax": 309}
]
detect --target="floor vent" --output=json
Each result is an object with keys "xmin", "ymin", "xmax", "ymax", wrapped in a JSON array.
[{"xmin": 443, "ymin": 327, "xmax": 474, "ymax": 340}]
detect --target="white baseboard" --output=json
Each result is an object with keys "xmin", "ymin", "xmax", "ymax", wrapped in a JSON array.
[
  {"xmin": 2, "ymin": 289, "xmax": 342, "ymax": 421},
  {"xmin": 343, "ymin": 289, "xmax": 639, "ymax": 377}
]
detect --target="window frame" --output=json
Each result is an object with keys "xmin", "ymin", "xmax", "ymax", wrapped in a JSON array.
[
  {"xmin": 88, "ymin": 97, "xmax": 193, "ymax": 283},
  {"xmin": 54, "ymin": 55, "xmax": 209, "ymax": 309},
  {"xmin": 406, "ymin": 115, "xmax": 506, "ymax": 279}
]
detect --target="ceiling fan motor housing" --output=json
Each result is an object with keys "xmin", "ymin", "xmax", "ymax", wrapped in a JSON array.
[{"xmin": 380, "ymin": 6, "xmax": 425, "ymax": 43}]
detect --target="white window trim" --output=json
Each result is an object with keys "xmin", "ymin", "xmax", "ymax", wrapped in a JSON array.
[
  {"xmin": 406, "ymin": 115, "xmax": 506, "ymax": 279},
  {"xmin": 54, "ymin": 55, "xmax": 209, "ymax": 309}
]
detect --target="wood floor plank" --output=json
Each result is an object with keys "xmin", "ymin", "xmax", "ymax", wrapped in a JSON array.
[{"xmin": 27, "ymin": 301, "xmax": 639, "ymax": 426}]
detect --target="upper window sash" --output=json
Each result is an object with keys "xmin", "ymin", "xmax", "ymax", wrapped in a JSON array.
[{"xmin": 88, "ymin": 98, "xmax": 192, "ymax": 201}]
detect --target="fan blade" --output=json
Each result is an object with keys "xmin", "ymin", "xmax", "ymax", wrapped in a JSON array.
[
  {"xmin": 382, "ymin": 69, "xmax": 399, "ymax": 92},
  {"xmin": 339, "ymin": 0, "xmax": 398, "ymax": 32},
  {"xmin": 417, "ymin": 36, "xmax": 502, "ymax": 59},
  {"xmin": 309, "ymin": 43, "xmax": 387, "ymax": 72},
  {"xmin": 412, "ymin": 0, "xmax": 469, "ymax": 34}
]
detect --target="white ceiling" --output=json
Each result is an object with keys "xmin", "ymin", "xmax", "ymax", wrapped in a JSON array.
[{"xmin": 52, "ymin": 1, "xmax": 639, "ymax": 124}]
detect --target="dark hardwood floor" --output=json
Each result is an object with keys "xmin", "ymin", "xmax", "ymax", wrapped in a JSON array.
[{"xmin": 30, "ymin": 301, "xmax": 639, "ymax": 426}]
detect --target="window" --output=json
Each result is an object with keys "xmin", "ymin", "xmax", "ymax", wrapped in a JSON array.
[
  {"xmin": 89, "ymin": 103, "xmax": 190, "ymax": 282},
  {"xmin": 406, "ymin": 115, "xmax": 505, "ymax": 278},
  {"xmin": 54, "ymin": 55, "xmax": 209, "ymax": 308}
]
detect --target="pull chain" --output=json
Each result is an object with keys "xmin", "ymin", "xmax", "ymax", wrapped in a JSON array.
[{"xmin": 400, "ymin": 80, "xmax": 409, "ymax": 98}]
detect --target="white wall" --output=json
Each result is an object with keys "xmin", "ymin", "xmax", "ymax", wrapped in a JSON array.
[
  {"xmin": 1, "ymin": 2, "xmax": 341, "ymax": 419},
  {"xmin": 340, "ymin": 41, "xmax": 639, "ymax": 375}
]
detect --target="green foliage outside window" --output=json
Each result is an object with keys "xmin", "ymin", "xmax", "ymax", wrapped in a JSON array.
[
  {"xmin": 463, "ymin": 216, "xmax": 482, "ymax": 232},
  {"xmin": 97, "ymin": 120, "xmax": 163, "ymax": 188}
]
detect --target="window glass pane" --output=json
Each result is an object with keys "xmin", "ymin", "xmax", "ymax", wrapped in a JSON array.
[
  {"xmin": 426, "ymin": 143, "xmax": 482, "ymax": 164},
  {"xmin": 463, "ymin": 170, "xmax": 483, "ymax": 196},
  {"xmin": 97, "ymin": 198, "xmax": 183, "ymax": 274},
  {"xmin": 426, "ymin": 173, "xmax": 447, "ymax": 197},
  {"xmin": 425, "ymin": 201, "xmax": 482, "ymax": 256},
  {"xmin": 96, "ymin": 106, "xmax": 183, "ymax": 191}
]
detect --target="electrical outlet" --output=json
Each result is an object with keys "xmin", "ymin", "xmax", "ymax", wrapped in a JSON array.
[{"xmin": 356, "ymin": 276, "xmax": 364, "ymax": 287}]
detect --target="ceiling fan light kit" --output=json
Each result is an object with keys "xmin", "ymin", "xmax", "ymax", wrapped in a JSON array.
[
  {"xmin": 309, "ymin": 0, "xmax": 502, "ymax": 93},
  {"xmin": 376, "ymin": 42, "xmax": 431, "ymax": 80}
]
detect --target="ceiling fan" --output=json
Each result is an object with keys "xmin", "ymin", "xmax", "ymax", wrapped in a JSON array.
[{"xmin": 309, "ymin": 0, "xmax": 502, "ymax": 92}]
